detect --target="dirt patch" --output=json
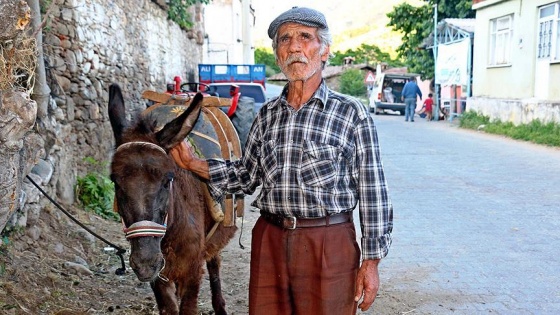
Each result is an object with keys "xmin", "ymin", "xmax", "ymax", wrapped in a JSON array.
[
  {"xmin": 0, "ymin": 195, "xmax": 460, "ymax": 315},
  {"xmin": 0, "ymin": 200, "xmax": 254, "ymax": 315}
]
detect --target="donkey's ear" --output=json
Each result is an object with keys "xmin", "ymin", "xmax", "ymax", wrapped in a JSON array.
[
  {"xmin": 108, "ymin": 83, "xmax": 128, "ymax": 145},
  {"xmin": 156, "ymin": 93, "xmax": 203, "ymax": 150}
]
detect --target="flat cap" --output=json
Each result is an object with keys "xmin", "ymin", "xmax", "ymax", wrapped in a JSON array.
[{"xmin": 267, "ymin": 6, "xmax": 328, "ymax": 39}]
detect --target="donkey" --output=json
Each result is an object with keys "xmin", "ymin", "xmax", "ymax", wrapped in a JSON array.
[{"xmin": 107, "ymin": 83, "xmax": 237, "ymax": 315}]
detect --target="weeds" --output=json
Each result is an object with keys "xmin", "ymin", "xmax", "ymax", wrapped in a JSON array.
[
  {"xmin": 459, "ymin": 111, "xmax": 560, "ymax": 147},
  {"xmin": 75, "ymin": 157, "xmax": 118, "ymax": 221}
]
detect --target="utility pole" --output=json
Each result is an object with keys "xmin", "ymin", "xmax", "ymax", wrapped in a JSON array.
[{"xmin": 433, "ymin": 3, "xmax": 440, "ymax": 121}]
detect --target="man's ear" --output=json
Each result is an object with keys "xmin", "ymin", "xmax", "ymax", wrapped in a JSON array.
[{"xmin": 321, "ymin": 46, "xmax": 330, "ymax": 62}]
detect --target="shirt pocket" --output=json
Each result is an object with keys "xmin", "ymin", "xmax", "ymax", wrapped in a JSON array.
[
  {"xmin": 300, "ymin": 140, "xmax": 339, "ymax": 189},
  {"xmin": 259, "ymin": 140, "xmax": 279, "ymax": 187}
]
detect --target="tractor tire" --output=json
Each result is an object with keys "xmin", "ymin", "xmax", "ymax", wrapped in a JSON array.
[{"xmin": 230, "ymin": 96, "xmax": 255, "ymax": 151}]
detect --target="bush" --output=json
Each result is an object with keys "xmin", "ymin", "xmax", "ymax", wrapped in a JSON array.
[
  {"xmin": 339, "ymin": 69, "xmax": 366, "ymax": 97},
  {"xmin": 75, "ymin": 157, "xmax": 118, "ymax": 221},
  {"xmin": 167, "ymin": 0, "xmax": 210, "ymax": 30}
]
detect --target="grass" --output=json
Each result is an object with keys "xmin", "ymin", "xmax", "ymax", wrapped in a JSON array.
[{"xmin": 459, "ymin": 111, "xmax": 560, "ymax": 147}]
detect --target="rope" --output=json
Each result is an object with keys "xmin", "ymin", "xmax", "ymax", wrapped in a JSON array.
[{"xmin": 26, "ymin": 175, "xmax": 127, "ymax": 275}]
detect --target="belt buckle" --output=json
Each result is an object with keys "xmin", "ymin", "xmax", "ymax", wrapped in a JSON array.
[{"xmin": 284, "ymin": 216, "xmax": 297, "ymax": 229}]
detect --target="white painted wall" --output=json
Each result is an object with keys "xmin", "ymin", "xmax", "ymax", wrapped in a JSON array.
[
  {"xmin": 203, "ymin": 0, "xmax": 255, "ymax": 64},
  {"xmin": 469, "ymin": 0, "xmax": 560, "ymax": 124}
]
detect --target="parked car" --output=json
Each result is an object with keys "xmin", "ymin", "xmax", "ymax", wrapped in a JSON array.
[{"xmin": 369, "ymin": 73, "xmax": 417, "ymax": 115}]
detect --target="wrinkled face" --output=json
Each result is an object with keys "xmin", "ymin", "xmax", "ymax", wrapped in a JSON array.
[
  {"xmin": 111, "ymin": 146, "xmax": 174, "ymax": 282},
  {"xmin": 276, "ymin": 23, "xmax": 330, "ymax": 82}
]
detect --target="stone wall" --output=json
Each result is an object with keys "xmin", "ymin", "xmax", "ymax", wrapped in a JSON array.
[{"xmin": 5, "ymin": 0, "xmax": 204, "ymax": 231}]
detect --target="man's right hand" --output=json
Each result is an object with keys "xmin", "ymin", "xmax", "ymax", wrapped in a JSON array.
[
  {"xmin": 170, "ymin": 141, "xmax": 211, "ymax": 179},
  {"xmin": 171, "ymin": 141, "xmax": 212, "ymax": 179},
  {"xmin": 170, "ymin": 141, "xmax": 195, "ymax": 170}
]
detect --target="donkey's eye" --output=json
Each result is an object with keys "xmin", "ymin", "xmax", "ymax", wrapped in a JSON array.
[{"xmin": 163, "ymin": 172, "xmax": 174, "ymax": 189}]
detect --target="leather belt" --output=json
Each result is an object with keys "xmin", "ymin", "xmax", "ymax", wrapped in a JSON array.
[{"xmin": 260, "ymin": 211, "xmax": 352, "ymax": 230}]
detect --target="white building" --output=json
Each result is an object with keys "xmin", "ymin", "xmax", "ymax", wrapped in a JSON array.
[
  {"xmin": 469, "ymin": 0, "xmax": 560, "ymax": 124},
  {"xmin": 203, "ymin": 0, "xmax": 256, "ymax": 64}
]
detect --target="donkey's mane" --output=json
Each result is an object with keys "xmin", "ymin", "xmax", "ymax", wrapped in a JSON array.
[{"xmin": 120, "ymin": 113, "xmax": 159, "ymax": 144}]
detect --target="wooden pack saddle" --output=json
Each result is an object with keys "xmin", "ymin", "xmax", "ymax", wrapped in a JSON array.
[{"xmin": 141, "ymin": 90, "xmax": 244, "ymax": 227}]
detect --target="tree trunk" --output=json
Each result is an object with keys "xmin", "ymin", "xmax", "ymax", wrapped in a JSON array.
[{"xmin": 27, "ymin": 0, "xmax": 50, "ymax": 119}]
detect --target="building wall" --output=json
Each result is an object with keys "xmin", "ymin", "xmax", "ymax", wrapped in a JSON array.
[
  {"xmin": 469, "ymin": 0, "xmax": 560, "ymax": 124},
  {"xmin": 203, "ymin": 0, "xmax": 255, "ymax": 64}
]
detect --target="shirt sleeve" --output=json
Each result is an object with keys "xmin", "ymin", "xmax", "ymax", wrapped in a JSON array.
[
  {"xmin": 206, "ymin": 117, "xmax": 263, "ymax": 200},
  {"xmin": 401, "ymin": 82, "xmax": 409, "ymax": 97},
  {"xmin": 354, "ymin": 115, "xmax": 393, "ymax": 260}
]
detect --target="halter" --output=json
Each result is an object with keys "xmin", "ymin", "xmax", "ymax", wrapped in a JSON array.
[
  {"xmin": 115, "ymin": 141, "xmax": 167, "ymax": 156},
  {"xmin": 115, "ymin": 141, "xmax": 172, "ymax": 239},
  {"xmin": 122, "ymin": 201, "xmax": 170, "ymax": 240}
]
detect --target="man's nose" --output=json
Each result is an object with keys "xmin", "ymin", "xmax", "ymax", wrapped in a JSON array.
[{"xmin": 287, "ymin": 38, "xmax": 302, "ymax": 52}]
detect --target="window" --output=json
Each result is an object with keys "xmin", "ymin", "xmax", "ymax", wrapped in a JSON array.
[
  {"xmin": 537, "ymin": 3, "xmax": 560, "ymax": 61},
  {"xmin": 489, "ymin": 15, "xmax": 513, "ymax": 65}
]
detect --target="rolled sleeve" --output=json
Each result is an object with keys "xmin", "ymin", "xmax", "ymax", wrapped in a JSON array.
[
  {"xmin": 207, "ymin": 159, "xmax": 229, "ymax": 201},
  {"xmin": 355, "ymin": 116, "xmax": 393, "ymax": 260}
]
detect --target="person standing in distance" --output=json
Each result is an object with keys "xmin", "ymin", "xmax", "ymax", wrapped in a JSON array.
[
  {"xmin": 401, "ymin": 77, "xmax": 423, "ymax": 122},
  {"xmin": 171, "ymin": 6, "xmax": 393, "ymax": 315}
]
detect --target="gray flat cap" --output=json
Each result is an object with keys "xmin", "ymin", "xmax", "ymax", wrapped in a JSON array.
[{"xmin": 267, "ymin": 6, "xmax": 328, "ymax": 39}]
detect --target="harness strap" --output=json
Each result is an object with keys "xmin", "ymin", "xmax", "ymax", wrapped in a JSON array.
[
  {"xmin": 205, "ymin": 221, "xmax": 220, "ymax": 242},
  {"xmin": 116, "ymin": 141, "xmax": 167, "ymax": 155},
  {"xmin": 124, "ymin": 220, "xmax": 167, "ymax": 239},
  {"xmin": 190, "ymin": 130, "xmax": 221, "ymax": 146}
]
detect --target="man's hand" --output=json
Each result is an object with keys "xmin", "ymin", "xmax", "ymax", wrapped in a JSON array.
[
  {"xmin": 354, "ymin": 259, "xmax": 381, "ymax": 312},
  {"xmin": 170, "ymin": 141, "xmax": 211, "ymax": 179},
  {"xmin": 170, "ymin": 141, "xmax": 195, "ymax": 170}
]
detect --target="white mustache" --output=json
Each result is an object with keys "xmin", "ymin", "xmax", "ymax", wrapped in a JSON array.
[{"xmin": 284, "ymin": 55, "xmax": 308, "ymax": 66}]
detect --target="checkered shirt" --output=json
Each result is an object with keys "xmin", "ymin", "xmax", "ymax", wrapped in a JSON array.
[{"xmin": 207, "ymin": 81, "xmax": 393, "ymax": 260}]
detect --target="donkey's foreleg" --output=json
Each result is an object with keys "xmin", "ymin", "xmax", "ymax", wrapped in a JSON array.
[
  {"xmin": 151, "ymin": 279, "xmax": 179, "ymax": 315},
  {"xmin": 207, "ymin": 255, "xmax": 227, "ymax": 315},
  {"xmin": 177, "ymin": 279, "xmax": 203, "ymax": 315}
]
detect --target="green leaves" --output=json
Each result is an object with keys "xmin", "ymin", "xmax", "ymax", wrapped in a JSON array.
[
  {"xmin": 168, "ymin": 0, "xmax": 210, "ymax": 30},
  {"xmin": 331, "ymin": 44, "xmax": 403, "ymax": 67},
  {"xmin": 255, "ymin": 47, "xmax": 280, "ymax": 74},
  {"xmin": 339, "ymin": 69, "xmax": 367, "ymax": 97},
  {"xmin": 75, "ymin": 158, "xmax": 118, "ymax": 221},
  {"xmin": 387, "ymin": 0, "xmax": 475, "ymax": 79}
]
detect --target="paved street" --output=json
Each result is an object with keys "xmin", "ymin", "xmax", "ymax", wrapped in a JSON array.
[{"xmin": 364, "ymin": 113, "xmax": 560, "ymax": 314}]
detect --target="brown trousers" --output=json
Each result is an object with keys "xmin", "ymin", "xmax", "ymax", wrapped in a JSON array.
[{"xmin": 249, "ymin": 217, "xmax": 360, "ymax": 315}]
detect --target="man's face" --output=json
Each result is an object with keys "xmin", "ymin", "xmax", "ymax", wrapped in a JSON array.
[{"xmin": 275, "ymin": 23, "xmax": 330, "ymax": 82}]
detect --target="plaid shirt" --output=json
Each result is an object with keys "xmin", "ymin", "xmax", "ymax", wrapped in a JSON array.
[{"xmin": 207, "ymin": 81, "xmax": 393, "ymax": 260}]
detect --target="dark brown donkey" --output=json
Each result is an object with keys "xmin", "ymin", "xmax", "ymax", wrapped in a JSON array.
[{"xmin": 108, "ymin": 84, "xmax": 237, "ymax": 315}]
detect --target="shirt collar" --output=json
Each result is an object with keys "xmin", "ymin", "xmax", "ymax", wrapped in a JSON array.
[{"xmin": 267, "ymin": 80, "xmax": 329, "ymax": 110}]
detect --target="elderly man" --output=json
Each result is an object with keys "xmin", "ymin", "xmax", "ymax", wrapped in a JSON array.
[{"xmin": 171, "ymin": 6, "xmax": 393, "ymax": 315}]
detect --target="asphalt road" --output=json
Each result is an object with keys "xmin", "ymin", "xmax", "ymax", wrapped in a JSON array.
[{"xmin": 365, "ymin": 113, "xmax": 560, "ymax": 314}]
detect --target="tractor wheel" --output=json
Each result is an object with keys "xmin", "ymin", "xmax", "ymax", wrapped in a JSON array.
[{"xmin": 230, "ymin": 96, "xmax": 255, "ymax": 151}]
